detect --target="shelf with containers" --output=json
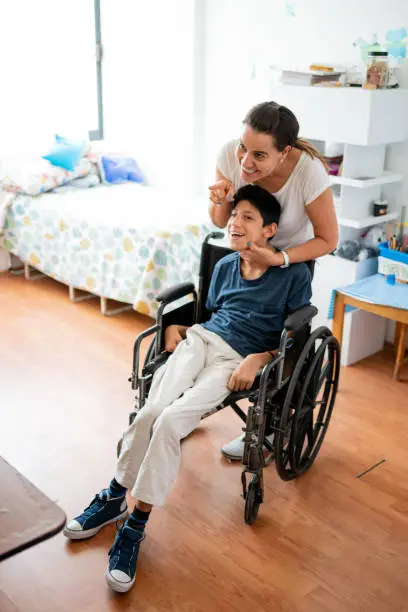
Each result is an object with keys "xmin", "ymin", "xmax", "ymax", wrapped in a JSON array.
[{"xmin": 271, "ymin": 84, "xmax": 408, "ymax": 365}]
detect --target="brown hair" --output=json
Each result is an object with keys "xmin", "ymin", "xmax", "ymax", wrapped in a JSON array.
[{"xmin": 243, "ymin": 101, "xmax": 327, "ymax": 169}]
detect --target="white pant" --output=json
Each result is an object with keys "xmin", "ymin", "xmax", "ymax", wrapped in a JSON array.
[{"xmin": 115, "ymin": 325, "xmax": 242, "ymax": 506}]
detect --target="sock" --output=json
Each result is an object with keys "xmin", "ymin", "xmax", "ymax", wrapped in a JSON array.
[
  {"xmin": 127, "ymin": 506, "xmax": 151, "ymax": 531},
  {"xmin": 108, "ymin": 477, "xmax": 127, "ymax": 498}
]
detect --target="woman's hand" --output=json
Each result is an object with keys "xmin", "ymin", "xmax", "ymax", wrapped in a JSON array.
[
  {"xmin": 164, "ymin": 325, "xmax": 187, "ymax": 352},
  {"xmin": 228, "ymin": 353, "xmax": 271, "ymax": 392},
  {"xmin": 209, "ymin": 179, "xmax": 235, "ymax": 207},
  {"xmin": 240, "ymin": 243, "xmax": 284, "ymax": 267}
]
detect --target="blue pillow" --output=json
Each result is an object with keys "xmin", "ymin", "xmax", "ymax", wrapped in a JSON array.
[
  {"xmin": 100, "ymin": 156, "xmax": 144, "ymax": 185},
  {"xmin": 43, "ymin": 136, "xmax": 84, "ymax": 172}
]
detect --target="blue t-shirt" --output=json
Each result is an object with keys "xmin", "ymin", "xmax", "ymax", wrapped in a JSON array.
[{"xmin": 201, "ymin": 252, "xmax": 312, "ymax": 357}]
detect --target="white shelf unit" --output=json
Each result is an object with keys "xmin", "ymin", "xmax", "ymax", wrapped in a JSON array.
[
  {"xmin": 337, "ymin": 211, "xmax": 398, "ymax": 230},
  {"xmin": 330, "ymin": 171, "xmax": 403, "ymax": 188},
  {"xmin": 270, "ymin": 85, "xmax": 408, "ymax": 145},
  {"xmin": 312, "ymin": 254, "xmax": 387, "ymax": 366},
  {"xmin": 271, "ymin": 85, "xmax": 408, "ymax": 366}
]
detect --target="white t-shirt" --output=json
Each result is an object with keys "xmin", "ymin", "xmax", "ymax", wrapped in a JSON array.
[{"xmin": 216, "ymin": 139, "xmax": 331, "ymax": 250}]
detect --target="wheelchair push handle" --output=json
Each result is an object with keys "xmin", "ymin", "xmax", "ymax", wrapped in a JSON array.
[{"xmin": 204, "ymin": 231, "xmax": 224, "ymax": 244}]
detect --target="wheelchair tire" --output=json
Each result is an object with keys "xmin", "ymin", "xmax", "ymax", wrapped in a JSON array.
[
  {"xmin": 244, "ymin": 476, "xmax": 263, "ymax": 525},
  {"xmin": 275, "ymin": 326, "xmax": 340, "ymax": 481},
  {"xmin": 291, "ymin": 332, "xmax": 340, "ymax": 476}
]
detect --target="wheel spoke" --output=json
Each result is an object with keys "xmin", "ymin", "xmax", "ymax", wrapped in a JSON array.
[
  {"xmin": 294, "ymin": 421, "xmax": 307, "ymax": 465},
  {"xmin": 304, "ymin": 359, "xmax": 332, "ymax": 408},
  {"xmin": 295, "ymin": 413, "xmax": 314, "ymax": 465},
  {"xmin": 316, "ymin": 361, "xmax": 331, "ymax": 395},
  {"xmin": 281, "ymin": 448, "xmax": 290, "ymax": 468},
  {"xmin": 306, "ymin": 414, "xmax": 315, "ymax": 447}
]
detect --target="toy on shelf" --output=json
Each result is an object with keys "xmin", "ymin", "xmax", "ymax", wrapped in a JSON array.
[{"xmin": 336, "ymin": 240, "xmax": 375, "ymax": 262}]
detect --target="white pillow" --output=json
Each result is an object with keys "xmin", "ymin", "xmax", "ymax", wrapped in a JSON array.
[{"xmin": 0, "ymin": 156, "xmax": 92, "ymax": 196}]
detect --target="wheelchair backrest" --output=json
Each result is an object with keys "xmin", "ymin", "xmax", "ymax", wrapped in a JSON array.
[{"xmin": 197, "ymin": 239, "xmax": 232, "ymax": 323}]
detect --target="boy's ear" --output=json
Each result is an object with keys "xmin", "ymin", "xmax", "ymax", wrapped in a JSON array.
[{"xmin": 263, "ymin": 222, "xmax": 277, "ymax": 239}]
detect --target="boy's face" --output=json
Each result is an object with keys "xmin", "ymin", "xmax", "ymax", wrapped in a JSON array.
[{"xmin": 227, "ymin": 200, "xmax": 276, "ymax": 251}]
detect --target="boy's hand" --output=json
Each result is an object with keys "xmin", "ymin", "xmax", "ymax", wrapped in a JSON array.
[
  {"xmin": 209, "ymin": 179, "xmax": 235, "ymax": 207},
  {"xmin": 228, "ymin": 353, "xmax": 272, "ymax": 392},
  {"xmin": 164, "ymin": 325, "xmax": 187, "ymax": 353}
]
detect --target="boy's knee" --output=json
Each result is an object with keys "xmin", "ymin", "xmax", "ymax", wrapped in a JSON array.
[
  {"xmin": 153, "ymin": 410, "xmax": 180, "ymax": 441},
  {"xmin": 133, "ymin": 404, "xmax": 156, "ymax": 428}
]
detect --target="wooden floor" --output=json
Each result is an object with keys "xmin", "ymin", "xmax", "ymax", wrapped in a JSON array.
[{"xmin": 1, "ymin": 273, "xmax": 408, "ymax": 612}]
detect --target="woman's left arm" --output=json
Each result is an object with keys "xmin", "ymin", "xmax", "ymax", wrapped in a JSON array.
[{"xmin": 285, "ymin": 187, "xmax": 339, "ymax": 264}]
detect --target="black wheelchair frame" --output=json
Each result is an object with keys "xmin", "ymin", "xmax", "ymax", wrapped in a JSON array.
[{"xmin": 128, "ymin": 233, "xmax": 341, "ymax": 524}]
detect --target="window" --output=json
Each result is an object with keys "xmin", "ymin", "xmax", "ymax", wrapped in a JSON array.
[{"xmin": 0, "ymin": 1, "xmax": 100, "ymax": 147}]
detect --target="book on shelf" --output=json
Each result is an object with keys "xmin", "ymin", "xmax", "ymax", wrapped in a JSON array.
[{"xmin": 279, "ymin": 69, "xmax": 342, "ymax": 86}]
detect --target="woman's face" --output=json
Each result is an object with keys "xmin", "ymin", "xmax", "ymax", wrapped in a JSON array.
[{"xmin": 237, "ymin": 125, "xmax": 289, "ymax": 183}]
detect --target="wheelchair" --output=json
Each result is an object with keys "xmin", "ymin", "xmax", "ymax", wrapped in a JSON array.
[{"xmin": 126, "ymin": 232, "xmax": 341, "ymax": 525}]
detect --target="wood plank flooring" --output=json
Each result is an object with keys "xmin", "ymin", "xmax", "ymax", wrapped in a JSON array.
[{"xmin": 1, "ymin": 273, "xmax": 408, "ymax": 612}]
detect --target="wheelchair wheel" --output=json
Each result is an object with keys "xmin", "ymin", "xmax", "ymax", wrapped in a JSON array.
[
  {"xmin": 292, "ymin": 331, "xmax": 340, "ymax": 476},
  {"xmin": 244, "ymin": 475, "xmax": 263, "ymax": 525},
  {"xmin": 275, "ymin": 326, "xmax": 340, "ymax": 481}
]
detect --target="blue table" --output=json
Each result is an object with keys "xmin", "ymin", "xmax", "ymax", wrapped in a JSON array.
[{"xmin": 332, "ymin": 274, "xmax": 408, "ymax": 380}]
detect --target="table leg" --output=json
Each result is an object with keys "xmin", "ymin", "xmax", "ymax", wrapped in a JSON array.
[
  {"xmin": 394, "ymin": 322, "xmax": 402, "ymax": 353},
  {"xmin": 332, "ymin": 292, "xmax": 346, "ymax": 349},
  {"xmin": 393, "ymin": 323, "xmax": 407, "ymax": 381}
]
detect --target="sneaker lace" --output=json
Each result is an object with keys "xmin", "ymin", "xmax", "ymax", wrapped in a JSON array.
[
  {"xmin": 109, "ymin": 524, "xmax": 144, "ymax": 560},
  {"xmin": 80, "ymin": 490, "xmax": 108, "ymax": 521}
]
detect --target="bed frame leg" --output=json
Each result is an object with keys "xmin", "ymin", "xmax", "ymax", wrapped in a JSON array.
[
  {"xmin": 24, "ymin": 262, "xmax": 46, "ymax": 281},
  {"xmin": 68, "ymin": 286, "xmax": 98, "ymax": 303},
  {"xmin": 100, "ymin": 296, "xmax": 133, "ymax": 317}
]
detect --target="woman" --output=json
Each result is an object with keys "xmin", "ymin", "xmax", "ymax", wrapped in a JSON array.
[{"xmin": 209, "ymin": 101, "xmax": 338, "ymax": 461}]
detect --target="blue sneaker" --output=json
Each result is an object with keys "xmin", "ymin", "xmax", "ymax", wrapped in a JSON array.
[
  {"xmin": 63, "ymin": 489, "xmax": 128, "ymax": 540},
  {"xmin": 105, "ymin": 523, "xmax": 145, "ymax": 593}
]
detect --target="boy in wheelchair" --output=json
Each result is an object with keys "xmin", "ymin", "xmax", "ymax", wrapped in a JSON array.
[{"xmin": 63, "ymin": 184, "xmax": 312, "ymax": 593}]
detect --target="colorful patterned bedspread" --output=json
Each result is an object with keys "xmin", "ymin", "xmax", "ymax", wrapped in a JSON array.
[{"xmin": 0, "ymin": 183, "xmax": 217, "ymax": 318}]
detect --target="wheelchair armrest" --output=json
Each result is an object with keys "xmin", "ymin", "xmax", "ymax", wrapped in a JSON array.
[
  {"xmin": 142, "ymin": 351, "xmax": 171, "ymax": 377},
  {"xmin": 156, "ymin": 282, "xmax": 195, "ymax": 304},
  {"xmin": 284, "ymin": 305, "xmax": 318, "ymax": 333}
]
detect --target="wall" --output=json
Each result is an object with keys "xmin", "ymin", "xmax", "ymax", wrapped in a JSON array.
[
  {"xmin": 101, "ymin": 0, "xmax": 197, "ymax": 193},
  {"xmin": 203, "ymin": 0, "xmax": 408, "ymax": 204}
]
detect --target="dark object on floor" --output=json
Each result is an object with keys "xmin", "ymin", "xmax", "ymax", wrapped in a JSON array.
[{"xmin": 0, "ymin": 456, "xmax": 66, "ymax": 561}]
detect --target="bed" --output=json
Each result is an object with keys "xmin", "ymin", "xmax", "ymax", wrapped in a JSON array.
[{"xmin": 0, "ymin": 183, "xmax": 216, "ymax": 318}]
